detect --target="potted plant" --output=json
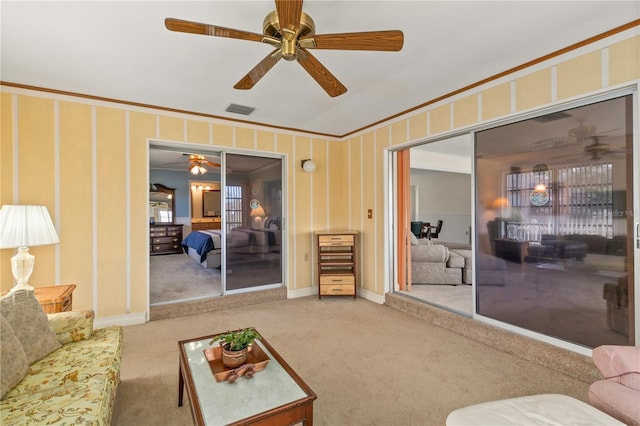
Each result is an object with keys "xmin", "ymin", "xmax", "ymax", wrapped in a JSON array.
[{"xmin": 211, "ymin": 328, "xmax": 261, "ymax": 368}]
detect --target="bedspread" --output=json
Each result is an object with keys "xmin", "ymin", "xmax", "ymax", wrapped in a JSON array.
[{"xmin": 181, "ymin": 230, "xmax": 221, "ymax": 262}]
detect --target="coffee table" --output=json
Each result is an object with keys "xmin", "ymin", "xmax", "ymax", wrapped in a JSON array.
[{"xmin": 178, "ymin": 330, "xmax": 317, "ymax": 425}]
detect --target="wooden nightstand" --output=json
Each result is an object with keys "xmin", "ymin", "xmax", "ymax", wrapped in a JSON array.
[{"xmin": 34, "ymin": 284, "xmax": 77, "ymax": 313}]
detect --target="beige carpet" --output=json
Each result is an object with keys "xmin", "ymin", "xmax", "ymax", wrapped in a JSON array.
[
  {"xmin": 112, "ymin": 296, "xmax": 594, "ymax": 426},
  {"xmin": 150, "ymin": 254, "xmax": 221, "ymax": 305}
]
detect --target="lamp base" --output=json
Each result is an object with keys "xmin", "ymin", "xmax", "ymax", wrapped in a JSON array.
[
  {"xmin": 7, "ymin": 282, "xmax": 35, "ymax": 295},
  {"xmin": 7, "ymin": 247, "xmax": 35, "ymax": 295}
]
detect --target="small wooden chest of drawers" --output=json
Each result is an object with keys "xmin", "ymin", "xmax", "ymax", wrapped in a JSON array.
[
  {"xmin": 315, "ymin": 231, "xmax": 358, "ymax": 299},
  {"xmin": 150, "ymin": 224, "xmax": 183, "ymax": 255}
]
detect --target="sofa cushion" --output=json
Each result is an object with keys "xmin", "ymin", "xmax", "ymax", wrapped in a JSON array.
[
  {"xmin": 592, "ymin": 345, "xmax": 640, "ymax": 390},
  {"xmin": 589, "ymin": 380, "xmax": 640, "ymax": 426},
  {"xmin": 0, "ymin": 313, "xmax": 29, "ymax": 399},
  {"xmin": 47, "ymin": 310, "xmax": 95, "ymax": 345},
  {"xmin": 0, "ymin": 290, "xmax": 61, "ymax": 365},
  {"xmin": 447, "ymin": 251, "xmax": 465, "ymax": 268},
  {"xmin": 1, "ymin": 326, "xmax": 122, "ymax": 425}
]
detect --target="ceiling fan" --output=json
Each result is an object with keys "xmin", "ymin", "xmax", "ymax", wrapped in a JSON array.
[
  {"xmin": 581, "ymin": 136, "xmax": 625, "ymax": 161},
  {"xmin": 533, "ymin": 118, "xmax": 618, "ymax": 151},
  {"xmin": 550, "ymin": 136, "xmax": 626, "ymax": 163},
  {"xmin": 164, "ymin": 0, "xmax": 404, "ymax": 97},
  {"xmin": 163, "ymin": 154, "xmax": 222, "ymax": 175}
]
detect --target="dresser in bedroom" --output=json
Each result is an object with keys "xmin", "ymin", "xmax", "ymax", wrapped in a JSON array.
[{"xmin": 150, "ymin": 224, "xmax": 183, "ymax": 255}]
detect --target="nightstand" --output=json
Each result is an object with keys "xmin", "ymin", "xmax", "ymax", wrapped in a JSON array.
[{"xmin": 34, "ymin": 284, "xmax": 77, "ymax": 313}]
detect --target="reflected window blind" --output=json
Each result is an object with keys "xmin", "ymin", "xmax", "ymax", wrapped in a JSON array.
[
  {"xmin": 556, "ymin": 163, "xmax": 613, "ymax": 237},
  {"xmin": 505, "ymin": 162, "xmax": 613, "ymax": 238},
  {"xmin": 225, "ymin": 185, "xmax": 243, "ymax": 233}
]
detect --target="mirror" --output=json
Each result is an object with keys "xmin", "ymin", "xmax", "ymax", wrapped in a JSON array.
[
  {"xmin": 149, "ymin": 183, "xmax": 175, "ymax": 224},
  {"xmin": 202, "ymin": 189, "xmax": 221, "ymax": 217}
]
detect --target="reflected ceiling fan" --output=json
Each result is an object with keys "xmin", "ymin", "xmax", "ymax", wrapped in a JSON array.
[
  {"xmin": 580, "ymin": 136, "xmax": 626, "ymax": 161},
  {"xmin": 164, "ymin": 0, "xmax": 404, "ymax": 97},
  {"xmin": 533, "ymin": 118, "xmax": 620, "ymax": 151},
  {"xmin": 551, "ymin": 136, "xmax": 626, "ymax": 162},
  {"xmin": 163, "ymin": 154, "xmax": 222, "ymax": 175}
]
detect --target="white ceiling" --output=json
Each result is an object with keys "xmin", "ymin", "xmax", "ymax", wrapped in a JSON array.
[{"xmin": 2, "ymin": 1, "xmax": 638, "ymax": 139}]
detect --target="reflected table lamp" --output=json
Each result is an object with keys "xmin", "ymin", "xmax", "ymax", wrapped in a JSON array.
[{"xmin": 0, "ymin": 205, "xmax": 60, "ymax": 294}]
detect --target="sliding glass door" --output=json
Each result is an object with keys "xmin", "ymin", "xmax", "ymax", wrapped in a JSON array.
[
  {"xmin": 474, "ymin": 93, "xmax": 635, "ymax": 348},
  {"xmin": 223, "ymin": 153, "xmax": 283, "ymax": 293}
]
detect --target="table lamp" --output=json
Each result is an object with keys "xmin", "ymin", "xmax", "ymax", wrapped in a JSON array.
[{"xmin": 0, "ymin": 205, "xmax": 60, "ymax": 294}]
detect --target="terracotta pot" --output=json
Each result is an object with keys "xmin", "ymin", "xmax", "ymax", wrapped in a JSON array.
[{"xmin": 221, "ymin": 345, "xmax": 248, "ymax": 368}]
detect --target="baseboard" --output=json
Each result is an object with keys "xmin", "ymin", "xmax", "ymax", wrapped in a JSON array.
[
  {"xmin": 288, "ymin": 286, "xmax": 386, "ymax": 304},
  {"xmin": 94, "ymin": 311, "xmax": 147, "ymax": 328},
  {"xmin": 287, "ymin": 286, "xmax": 317, "ymax": 299},
  {"xmin": 358, "ymin": 287, "xmax": 385, "ymax": 304}
]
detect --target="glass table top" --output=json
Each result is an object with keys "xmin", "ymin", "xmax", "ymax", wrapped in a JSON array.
[{"xmin": 180, "ymin": 335, "xmax": 309, "ymax": 425}]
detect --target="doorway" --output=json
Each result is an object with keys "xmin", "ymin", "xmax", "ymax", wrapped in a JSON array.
[
  {"xmin": 148, "ymin": 144, "xmax": 285, "ymax": 310},
  {"xmin": 397, "ymin": 134, "xmax": 474, "ymax": 315},
  {"xmin": 391, "ymin": 90, "xmax": 637, "ymax": 350}
]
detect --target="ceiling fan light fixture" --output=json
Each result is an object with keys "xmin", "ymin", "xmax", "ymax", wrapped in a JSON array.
[{"xmin": 190, "ymin": 164, "xmax": 207, "ymax": 175}]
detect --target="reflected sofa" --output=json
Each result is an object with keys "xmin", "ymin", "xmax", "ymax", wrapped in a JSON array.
[
  {"xmin": 1, "ymin": 290, "xmax": 122, "ymax": 426},
  {"xmin": 527, "ymin": 233, "xmax": 627, "ymax": 263}
]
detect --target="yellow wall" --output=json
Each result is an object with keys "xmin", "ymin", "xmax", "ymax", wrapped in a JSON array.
[{"xmin": 1, "ymin": 32, "xmax": 639, "ymax": 320}]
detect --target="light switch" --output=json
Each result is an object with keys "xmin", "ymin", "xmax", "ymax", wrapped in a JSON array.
[{"xmin": 367, "ymin": 209, "xmax": 373, "ymax": 219}]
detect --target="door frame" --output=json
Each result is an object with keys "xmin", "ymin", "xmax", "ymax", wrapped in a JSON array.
[
  {"xmin": 385, "ymin": 84, "xmax": 639, "ymax": 354},
  {"xmin": 147, "ymin": 140, "xmax": 288, "ymax": 308}
]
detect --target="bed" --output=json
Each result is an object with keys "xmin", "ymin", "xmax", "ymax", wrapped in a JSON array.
[
  {"xmin": 182, "ymin": 221, "xmax": 281, "ymax": 269},
  {"xmin": 181, "ymin": 229, "xmax": 222, "ymax": 269}
]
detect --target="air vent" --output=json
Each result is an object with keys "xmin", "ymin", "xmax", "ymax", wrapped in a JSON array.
[
  {"xmin": 534, "ymin": 111, "xmax": 570, "ymax": 123},
  {"xmin": 226, "ymin": 104, "xmax": 255, "ymax": 115}
]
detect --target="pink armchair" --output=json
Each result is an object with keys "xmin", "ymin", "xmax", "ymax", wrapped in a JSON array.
[{"xmin": 589, "ymin": 345, "xmax": 640, "ymax": 426}]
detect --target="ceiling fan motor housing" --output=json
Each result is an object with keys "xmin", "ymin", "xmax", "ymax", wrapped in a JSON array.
[{"xmin": 263, "ymin": 10, "xmax": 315, "ymax": 60}]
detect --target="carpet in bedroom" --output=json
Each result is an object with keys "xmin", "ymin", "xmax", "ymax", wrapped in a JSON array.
[{"xmin": 150, "ymin": 253, "xmax": 221, "ymax": 305}]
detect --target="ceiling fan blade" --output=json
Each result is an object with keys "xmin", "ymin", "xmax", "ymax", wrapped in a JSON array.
[
  {"xmin": 162, "ymin": 161, "xmax": 189, "ymax": 166},
  {"xmin": 165, "ymin": 18, "xmax": 277, "ymax": 44},
  {"xmin": 296, "ymin": 48, "xmax": 347, "ymax": 97},
  {"xmin": 203, "ymin": 161, "xmax": 222, "ymax": 168},
  {"xmin": 300, "ymin": 30, "xmax": 404, "ymax": 51},
  {"xmin": 275, "ymin": 0, "xmax": 303, "ymax": 36},
  {"xmin": 234, "ymin": 49, "xmax": 282, "ymax": 90}
]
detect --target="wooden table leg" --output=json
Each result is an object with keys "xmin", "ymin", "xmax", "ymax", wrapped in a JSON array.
[
  {"xmin": 178, "ymin": 364, "xmax": 184, "ymax": 407},
  {"xmin": 304, "ymin": 401, "xmax": 314, "ymax": 425}
]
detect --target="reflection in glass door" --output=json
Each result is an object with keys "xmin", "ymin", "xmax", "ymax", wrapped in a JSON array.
[
  {"xmin": 474, "ymin": 93, "xmax": 635, "ymax": 348},
  {"xmin": 223, "ymin": 153, "xmax": 283, "ymax": 293}
]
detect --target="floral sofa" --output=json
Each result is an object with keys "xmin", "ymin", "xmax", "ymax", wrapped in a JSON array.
[{"xmin": 1, "ymin": 290, "xmax": 122, "ymax": 425}]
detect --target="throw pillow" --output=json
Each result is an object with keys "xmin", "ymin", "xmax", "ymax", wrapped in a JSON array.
[
  {"xmin": 0, "ymin": 313, "xmax": 29, "ymax": 399},
  {"xmin": 1, "ymin": 290, "xmax": 61, "ymax": 365},
  {"xmin": 410, "ymin": 232, "xmax": 419, "ymax": 245}
]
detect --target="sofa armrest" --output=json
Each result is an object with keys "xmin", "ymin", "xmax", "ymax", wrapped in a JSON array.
[
  {"xmin": 47, "ymin": 309, "xmax": 95, "ymax": 345},
  {"xmin": 411, "ymin": 244, "xmax": 449, "ymax": 262},
  {"xmin": 592, "ymin": 345, "xmax": 640, "ymax": 390}
]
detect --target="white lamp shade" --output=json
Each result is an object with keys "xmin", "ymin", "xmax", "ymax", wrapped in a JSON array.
[{"xmin": 0, "ymin": 205, "xmax": 60, "ymax": 249}]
